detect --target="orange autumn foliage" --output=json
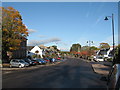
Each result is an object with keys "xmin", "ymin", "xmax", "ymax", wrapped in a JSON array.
[{"xmin": 2, "ymin": 7, "xmax": 28, "ymax": 52}]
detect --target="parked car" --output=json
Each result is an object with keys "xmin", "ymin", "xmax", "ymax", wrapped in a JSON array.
[
  {"xmin": 49, "ymin": 58, "xmax": 56, "ymax": 63},
  {"xmin": 38, "ymin": 59, "xmax": 47, "ymax": 64},
  {"xmin": 33, "ymin": 58, "xmax": 44, "ymax": 65},
  {"xmin": 107, "ymin": 64, "xmax": 120, "ymax": 90},
  {"xmin": 44, "ymin": 58, "xmax": 50, "ymax": 63},
  {"xmin": 94, "ymin": 56, "xmax": 104, "ymax": 62},
  {"xmin": 10, "ymin": 59, "xmax": 29, "ymax": 68},
  {"xmin": 57, "ymin": 57, "xmax": 61, "ymax": 60},
  {"xmin": 23, "ymin": 58, "xmax": 36, "ymax": 66},
  {"xmin": 31, "ymin": 59, "xmax": 39, "ymax": 65}
]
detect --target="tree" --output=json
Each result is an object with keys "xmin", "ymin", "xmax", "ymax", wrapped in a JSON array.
[
  {"xmin": 52, "ymin": 45, "xmax": 57, "ymax": 50},
  {"xmin": 70, "ymin": 43, "xmax": 81, "ymax": 52},
  {"xmin": 80, "ymin": 46, "xmax": 98, "ymax": 57},
  {"xmin": 2, "ymin": 7, "xmax": 28, "ymax": 60},
  {"xmin": 99, "ymin": 43, "xmax": 110, "ymax": 49},
  {"xmin": 90, "ymin": 46, "xmax": 98, "ymax": 50},
  {"xmin": 113, "ymin": 44, "xmax": 120, "ymax": 64},
  {"xmin": 81, "ymin": 46, "xmax": 89, "ymax": 51}
]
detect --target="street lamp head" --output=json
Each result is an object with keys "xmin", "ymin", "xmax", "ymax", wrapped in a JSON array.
[{"xmin": 104, "ymin": 17, "xmax": 109, "ymax": 20}]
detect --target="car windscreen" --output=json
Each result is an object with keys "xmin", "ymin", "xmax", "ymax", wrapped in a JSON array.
[
  {"xmin": 19, "ymin": 60, "xmax": 25, "ymax": 63},
  {"xmin": 98, "ymin": 57, "xmax": 103, "ymax": 59}
]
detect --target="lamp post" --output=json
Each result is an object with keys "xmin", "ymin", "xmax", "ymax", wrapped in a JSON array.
[
  {"xmin": 104, "ymin": 13, "xmax": 115, "ymax": 62},
  {"xmin": 87, "ymin": 40, "xmax": 93, "ymax": 56},
  {"xmin": 87, "ymin": 40, "xmax": 93, "ymax": 48}
]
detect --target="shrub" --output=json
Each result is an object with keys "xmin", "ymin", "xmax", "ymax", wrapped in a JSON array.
[{"xmin": 107, "ymin": 58, "xmax": 113, "ymax": 62}]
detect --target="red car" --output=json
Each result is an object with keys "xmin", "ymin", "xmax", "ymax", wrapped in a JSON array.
[
  {"xmin": 57, "ymin": 57, "xmax": 61, "ymax": 60},
  {"xmin": 44, "ymin": 58, "xmax": 50, "ymax": 62}
]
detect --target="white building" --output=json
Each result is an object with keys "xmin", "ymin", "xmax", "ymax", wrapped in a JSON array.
[
  {"xmin": 95, "ymin": 47, "xmax": 113, "ymax": 61},
  {"xmin": 27, "ymin": 46, "xmax": 43, "ymax": 58}
]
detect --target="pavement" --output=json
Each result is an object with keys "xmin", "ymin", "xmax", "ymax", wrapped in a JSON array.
[
  {"xmin": 92, "ymin": 64, "xmax": 110, "ymax": 76},
  {"xmin": 75, "ymin": 58, "xmax": 112, "ymax": 76},
  {"xmin": 91, "ymin": 61, "xmax": 112, "ymax": 76}
]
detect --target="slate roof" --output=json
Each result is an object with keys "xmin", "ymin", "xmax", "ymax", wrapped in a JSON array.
[{"xmin": 27, "ymin": 46, "xmax": 34, "ymax": 51}]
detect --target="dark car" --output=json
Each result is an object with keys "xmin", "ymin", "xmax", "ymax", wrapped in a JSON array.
[
  {"xmin": 107, "ymin": 64, "xmax": 120, "ymax": 90},
  {"xmin": 31, "ymin": 59, "xmax": 38, "ymax": 65},
  {"xmin": 38, "ymin": 59, "xmax": 47, "ymax": 64},
  {"xmin": 44, "ymin": 58, "xmax": 50, "ymax": 63},
  {"xmin": 33, "ymin": 58, "xmax": 45, "ymax": 65},
  {"xmin": 23, "ymin": 58, "xmax": 36, "ymax": 66}
]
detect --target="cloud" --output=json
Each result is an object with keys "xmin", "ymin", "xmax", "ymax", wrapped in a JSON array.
[
  {"xmin": 28, "ymin": 29, "xmax": 37, "ymax": 34},
  {"xmin": 59, "ymin": 47, "xmax": 70, "ymax": 51},
  {"xmin": 58, "ymin": 41, "xmax": 69, "ymax": 46},
  {"xmin": 92, "ymin": 14, "xmax": 105, "ymax": 27},
  {"xmin": 28, "ymin": 38, "xmax": 61, "ymax": 46},
  {"xmin": 37, "ymin": 35, "xmax": 46, "ymax": 38},
  {"xmin": 94, "ymin": 16, "xmax": 103, "ymax": 25}
]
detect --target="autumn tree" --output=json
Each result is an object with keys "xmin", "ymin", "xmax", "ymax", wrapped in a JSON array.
[
  {"xmin": 99, "ymin": 43, "xmax": 110, "ymax": 49},
  {"xmin": 81, "ymin": 46, "xmax": 89, "ymax": 51},
  {"xmin": 2, "ymin": 7, "xmax": 28, "ymax": 60},
  {"xmin": 80, "ymin": 46, "xmax": 98, "ymax": 57},
  {"xmin": 90, "ymin": 46, "xmax": 98, "ymax": 50}
]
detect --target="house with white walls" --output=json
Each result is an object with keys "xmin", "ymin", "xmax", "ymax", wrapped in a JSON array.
[
  {"xmin": 27, "ymin": 45, "xmax": 61, "ymax": 59},
  {"xmin": 27, "ymin": 46, "xmax": 43, "ymax": 58},
  {"xmin": 94, "ymin": 47, "xmax": 114, "ymax": 61}
]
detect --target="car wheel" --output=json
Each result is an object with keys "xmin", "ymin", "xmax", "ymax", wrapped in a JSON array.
[
  {"xmin": 10, "ymin": 64, "xmax": 12, "ymax": 68},
  {"xmin": 19, "ymin": 64, "xmax": 22, "ymax": 68}
]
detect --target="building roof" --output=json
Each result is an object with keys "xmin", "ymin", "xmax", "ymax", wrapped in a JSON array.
[
  {"xmin": 27, "ymin": 46, "xmax": 34, "ymax": 51},
  {"xmin": 39, "ymin": 45, "xmax": 47, "ymax": 49},
  {"xmin": 27, "ymin": 45, "xmax": 59, "ymax": 52}
]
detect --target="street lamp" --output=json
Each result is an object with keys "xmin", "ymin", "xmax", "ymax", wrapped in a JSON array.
[
  {"xmin": 87, "ymin": 40, "xmax": 93, "ymax": 47},
  {"xmin": 104, "ymin": 13, "xmax": 115, "ymax": 61},
  {"xmin": 87, "ymin": 40, "xmax": 93, "ymax": 56}
]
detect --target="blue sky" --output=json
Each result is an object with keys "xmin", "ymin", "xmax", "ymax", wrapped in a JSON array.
[{"xmin": 3, "ymin": 2, "xmax": 118, "ymax": 51}]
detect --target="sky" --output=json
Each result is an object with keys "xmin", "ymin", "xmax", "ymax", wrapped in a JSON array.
[{"xmin": 2, "ymin": 2, "xmax": 119, "ymax": 51}]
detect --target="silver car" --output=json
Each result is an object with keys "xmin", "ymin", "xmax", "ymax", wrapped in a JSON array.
[
  {"xmin": 107, "ymin": 64, "xmax": 120, "ymax": 90},
  {"xmin": 10, "ymin": 59, "xmax": 29, "ymax": 68}
]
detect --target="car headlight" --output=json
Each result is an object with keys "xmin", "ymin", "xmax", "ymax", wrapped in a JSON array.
[{"xmin": 21, "ymin": 64, "xmax": 24, "ymax": 67}]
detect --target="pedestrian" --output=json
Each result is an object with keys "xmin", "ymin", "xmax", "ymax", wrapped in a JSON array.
[{"xmin": 52, "ymin": 58, "xmax": 55, "ymax": 63}]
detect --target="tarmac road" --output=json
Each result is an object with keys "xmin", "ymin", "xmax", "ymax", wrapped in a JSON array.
[{"xmin": 2, "ymin": 58, "xmax": 107, "ymax": 88}]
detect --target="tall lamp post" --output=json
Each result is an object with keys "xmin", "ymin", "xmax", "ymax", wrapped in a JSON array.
[
  {"xmin": 87, "ymin": 40, "xmax": 93, "ymax": 47},
  {"xmin": 104, "ymin": 13, "xmax": 115, "ymax": 64},
  {"xmin": 87, "ymin": 40, "xmax": 93, "ymax": 56}
]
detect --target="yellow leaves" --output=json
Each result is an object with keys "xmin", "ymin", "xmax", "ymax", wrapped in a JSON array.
[
  {"xmin": 2, "ymin": 6, "xmax": 28, "ymax": 51},
  {"xmin": 17, "ymin": 20, "xmax": 22, "ymax": 24},
  {"xmin": 3, "ymin": 28, "xmax": 7, "ymax": 32},
  {"xmin": 25, "ymin": 31, "xmax": 29, "ymax": 36},
  {"xmin": 9, "ymin": 47, "xmax": 19, "ymax": 50},
  {"xmin": 7, "ymin": 7, "xmax": 15, "ymax": 11}
]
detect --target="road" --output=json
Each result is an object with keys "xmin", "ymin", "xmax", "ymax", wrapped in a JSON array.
[{"xmin": 2, "ymin": 58, "xmax": 107, "ymax": 88}]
